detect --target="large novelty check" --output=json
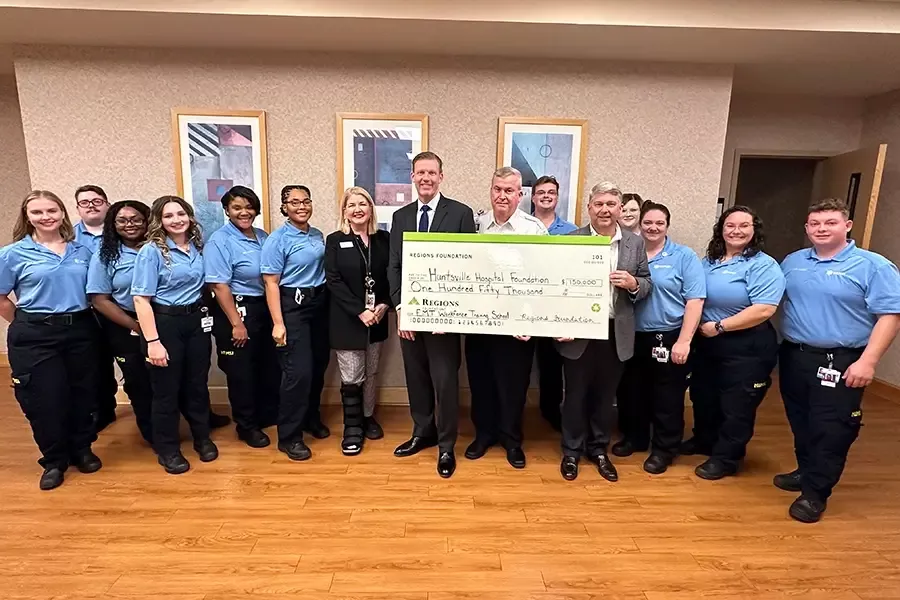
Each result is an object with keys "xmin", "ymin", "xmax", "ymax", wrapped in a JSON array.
[{"xmin": 398, "ymin": 232, "xmax": 612, "ymax": 339}]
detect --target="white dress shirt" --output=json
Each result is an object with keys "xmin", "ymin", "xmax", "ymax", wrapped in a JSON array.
[
  {"xmin": 591, "ymin": 224, "xmax": 622, "ymax": 316},
  {"xmin": 477, "ymin": 208, "xmax": 549, "ymax": 235},
  {"xmin": 416, "ymin": 193, "xmax": 442, "ymax": 232}
]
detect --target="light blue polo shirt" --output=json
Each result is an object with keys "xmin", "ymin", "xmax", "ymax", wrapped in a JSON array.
[
  {"xmin": 0, "ymin": 237, "xmax": 92, "ymax": 313},
  {"xmin": 260, "ymin": 222, "xmax": 326, "ymax": 288},
  {"xmin": 781, "ymin": 241, "xmax": 900, "ymax": 348},
  {"xmin": 204, "ymin": 222, "xmax": 268, "ymax": 297},
  {"xmin": 636, "ymin": 238, "xmax": 706, "ymax": 332},
  {"xmin": 86, "ymin": 244, "xmax": 140, "ymax": 312},
  {"xmin": 702, "ymin": 251, "xmax": 785, "ymax": 323},
  {"xmin": 131, "ymin": 239, "xmax": 204, "ymax": 306},
  {"xmin": 547, "ymin": 215, "xmax": 577, "ymax": 236},
  {"xmin": 74, "ymin": 221, "xmax": 103, "ymax": 254}
]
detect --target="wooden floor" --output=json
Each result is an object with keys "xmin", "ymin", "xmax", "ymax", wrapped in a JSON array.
[{"xmin": 3, "ymin": 380, "xmax": 900, "ymax": 600}]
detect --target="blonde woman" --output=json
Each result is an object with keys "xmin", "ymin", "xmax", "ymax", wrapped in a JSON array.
[
  {"xmin": 324, "ymin": 187, "xmax": 391, "ymax": 455},
  {"xmin": 131, "ymin": 195, "xmax": 218, "ymax": 475}
]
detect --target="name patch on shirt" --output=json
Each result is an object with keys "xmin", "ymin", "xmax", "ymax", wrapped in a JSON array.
[{"xmin": 340, "ymin": 241, "xmax": 354, "ymax": 249}]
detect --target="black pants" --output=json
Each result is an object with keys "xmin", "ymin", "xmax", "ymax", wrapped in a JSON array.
[
  {"xmin": 779, "ymin": 342, "xmax": 864, "ymax": 502},
  {"xmin": 212, "ymin": 296, "xmax": 281, "ymax": 432},
  {"xmin": 146, "ymin": 305, "xmax": 212, "ymax": 456},
  {"xmin": 561, "ymin": 327, "xmax": 624, "ymax": 458},
  {"xmin": 401, "ymin": 331, "xmax": 461, "ymax": 452},
  {"xmin": 618, "ymin": 329, "xmax": 689, "ymax": 459},
  {"xmin": 101, "ymin": 313, "xmax": 154, "ymax": 443},
  {"xmin": 689, "ymin": 322, "xmax": 778, "ymax": 468},
  {"xmin": 94, "ymin": 312, "xmax": 120, "ymax": 421},
  {"xmin": 8, "ymin": 310, "xmax": 101, "ymax": 470},
  {"xmin": 535, "ymin": 337, "xmax": 563, "ymax": 428},
  {"xmin": 276, "ymin": 286, "xmax": 330, "ymax": 444},
  {"xmin": 466, "ymin": 334, "xmax": 536, "ymax": 449}
]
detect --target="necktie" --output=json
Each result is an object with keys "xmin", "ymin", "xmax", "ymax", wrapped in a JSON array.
[{"xmin": 418, "ymin": 204, "xmax": 431, "ymax": 232}]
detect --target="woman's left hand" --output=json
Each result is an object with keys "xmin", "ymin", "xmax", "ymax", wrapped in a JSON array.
[{"xmin": 373, "ymin": 303, "xmax": 389, "ymax": 323}]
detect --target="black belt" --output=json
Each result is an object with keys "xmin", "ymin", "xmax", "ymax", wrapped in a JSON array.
[
  {"xmin": 783, "ymin": 341, "xmax": 863, "ymax": 356},
  {"xmin": 151, "ymin": 300, "xmax": 204, "ymax": 315},
  {"xmin": 16, "ymin": 309, "xmax": 93, "ymax": 325},
  {"xmin": 233, "ymin": 294, "xmax": 267, "ymax": 304},
  {"xmin": 279, "ymin": 284, "xmax": 327, "ymax": 300}
]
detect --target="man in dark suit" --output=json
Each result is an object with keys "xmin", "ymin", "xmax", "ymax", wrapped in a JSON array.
[
  {"xmin": 555, "ymin": 182, "xmax": 652, "ymax": 483},
  {"xmin": 388, "ymin": 151, "xmax": 476, "ymax": 479}
]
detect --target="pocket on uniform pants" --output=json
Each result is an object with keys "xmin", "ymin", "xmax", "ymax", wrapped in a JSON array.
[{"xmin": 10, "ymin": 372, "xmax": 34, "ymax": 413}]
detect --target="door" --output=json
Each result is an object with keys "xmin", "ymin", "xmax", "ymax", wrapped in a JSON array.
[{"xmin": 811, "ymin": 144, "xmax": 888, "ymax": 249}]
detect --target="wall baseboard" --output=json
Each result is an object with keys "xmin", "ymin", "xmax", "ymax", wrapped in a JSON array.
[{"xmin": 869, "ymin": 377, "xmax": 900, "ymax": 404}]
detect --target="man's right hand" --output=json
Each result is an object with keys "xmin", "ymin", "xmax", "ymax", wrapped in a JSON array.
[{"xmin": 396, "ymin": 308, "xmax": 415, "ymax": 341}]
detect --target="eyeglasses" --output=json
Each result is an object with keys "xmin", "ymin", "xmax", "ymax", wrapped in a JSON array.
[
  {"xmin": 284, "ymin": 199, "xmax": 312, "ymax": 208},
  {"xmin": 533, "ymin": 190, "xmax": 558, "ymax": 197},
  {"xmin": 77, "ymin": 198, "xmax": 108, "ymax": 208},
  {"xmin": 115, "ymin": 217, "xmax": 145, "ymax": 226}
]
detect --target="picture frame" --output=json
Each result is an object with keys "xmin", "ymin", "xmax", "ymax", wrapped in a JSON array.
[
  {"xmin": 497, "ymin": 117, "xmax": 588, "ymax": 226},
  {"xmin": 336, "ymin": 113, "xmax": 429, "ymax": 231},
  {"xmin": 171, "ymin": 108, "xmax": 270, "ymax": 241}
]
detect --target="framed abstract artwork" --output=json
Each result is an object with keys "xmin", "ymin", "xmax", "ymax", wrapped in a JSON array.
[
  {"xmin": 497, "ymin": 117, "xmax": 588, "ymax": 226},
  {"xmin": 336, "ymin": 113, "xmax": 429, "ymax": 230},
  {"xmin": 171, "ymin": 108, "xmax": 270, "ymax": 241}
]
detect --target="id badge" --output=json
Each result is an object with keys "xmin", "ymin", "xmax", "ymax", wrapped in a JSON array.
[
  {"xmin": 236, "ymin": 305, "xmax": 247, "ymax": 320},
  {"xmin": 817, "ymin": 367, "xmax": 841, "ymax": 388},
  {"xmin": 129, "ymin": 329, "xmax": 139, "ymax": 337},
  {"xmin": 201, "ymin": 316, "xmax": 214, "ymax": 333},
  {"xmin": 365, "ymin": 292, "xmax": 376, "ymax": 311},
  {"xmin": 651, "ymin": 346, "xmax": 669, "ymax": 363},
  {"xmin": 294, "ymin": 288, "xmax": 305, "ymax": 305}
]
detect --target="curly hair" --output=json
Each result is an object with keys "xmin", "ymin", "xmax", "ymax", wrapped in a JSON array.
[
  {"xmin": 98, "ymin": 200, "xmax": 150, "ymax": 266},
  {"xmin": 706, "ymin": 205, "xmax": 766, "ymax": 262},
  {"xmin": 13, "ymin": 190, "xmax": 75, "ymax": 242},
  {"xmin": 144, "ymin": 195, "xmax": 204, "ymax": 265}
]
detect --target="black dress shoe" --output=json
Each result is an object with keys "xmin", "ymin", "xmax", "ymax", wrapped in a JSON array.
[
  {"xmin": 193, "ymin": 439, "xmax": 219, "ymax": 462},
  {"xmin": 209, "ymin": 411, "xmax": 232, "ymax": 430},
  {"xmin": 39, "ymin": 467, "xmax": 64, "ymax": 490},
  {"xmin": 71, "ymin": 450, "xmax": 103, "ymax": 474},
  {"xmin": 643, "ymin": 453, "xmax": 671, "ymax": 475},
  {"xmin": 695, "ymin": 458, "xmax": 737, "ymax": 480},
  {"xmin": 789, "ymin": 495, "xmax": 827, "ymax": 523},
  {"xmin": 611, "ymin": 440, "xmax": 635, "ymax": 457},
  {"xmin": 305, "ymin": 420, "xmax": 331, "ymax": 440},
  {"xmin": 680, "ymin": 437, "xmax": 713, "ymax": 456},
  {"xmin": 364, "ymin": 416, "xmax": 384, "ymax": 440},
  {"xmin": 437, "ymin": 452, "xmax": 456, "ymax": 478},
  {"xmin": 158, "ymin": 452, "xmax": 191, "ymax": 474},
  {"xmin": 560, "ymin": 456, "xmax": 579, "ymax": 481},
  {"xmin": 774, "ymin": 469, "xmax": 803, "ymax": 492},
  {"xmin": 238, "ymin": 428, "xmax": 271, "ymax": 449},
  {"xmin": 589, "ymin": 453, "xmax": 618, "ymax": 482},
  {"xmin": 506, "ymin": 447, "xmax": 526, "ymax": 469},
  {"xmin": 464, "ymin": 438, "xmax": 494, "ymax": 460},
  {"xmin": 278, "ymin": 440, "xmax": 312, "ymax": 461},
  {"xmin": 394, "ymin": 436, "xmax": 437, "ymax": 457}
]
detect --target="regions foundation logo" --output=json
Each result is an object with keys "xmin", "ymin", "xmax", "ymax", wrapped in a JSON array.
[{"xmin": 408, "ymin": 298, "xmax": 420, "ymax": 305}]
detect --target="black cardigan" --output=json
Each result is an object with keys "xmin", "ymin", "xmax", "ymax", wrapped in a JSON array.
[{"xmin": 324, "ymin": 229, "xmax": 391, "ymax": 350}]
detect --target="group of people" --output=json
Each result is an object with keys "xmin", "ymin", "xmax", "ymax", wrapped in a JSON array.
[{"xmin": 1, "ymin": 151, "xmax": 899, "ymax": 524}]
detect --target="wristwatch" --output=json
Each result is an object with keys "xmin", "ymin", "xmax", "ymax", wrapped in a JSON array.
[{"xmin": 714, "ymin": 321, "xmax": 726, "ymax": 334}]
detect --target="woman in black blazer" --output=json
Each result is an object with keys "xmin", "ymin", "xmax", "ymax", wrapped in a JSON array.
[{"xmin": 325, "ymin": 187, "xmax": 392, "ymax": 455}]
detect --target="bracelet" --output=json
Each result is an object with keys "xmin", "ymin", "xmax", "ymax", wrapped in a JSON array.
[{"xmin": 145, "ymin": 337, "xmax": 160, "ymax": 344}]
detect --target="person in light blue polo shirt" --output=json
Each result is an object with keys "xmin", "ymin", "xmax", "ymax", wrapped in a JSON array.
[
  {"xmin": 0, "ymin": 190, "xmax": 104, "ymax": 490},
  {"xmin": 529, "ymin": 175, "xmax": 577, "ymax": 430},
  {"xmin": 776, "ymin": 198, "xmax": 900, "ymax": 523},
  {"xmin": 86, "ymin": 200, "xmax": 155, "ymax": 445},
  {"xmin": 261, "ymin": 184, "xmax": 330, "ymax": 462},
  {"xmin": 686, "ymin": 205, "xmax": 785, "ymax": 482},
  {"xmin": 73, "ymin": 184, "xmax": 119, "ymax": 428},
  {"xmin": 131, "ymin": 195, "xmax": 218, "ymax": 475},
  {"xmin": 615, "ymin": 201, "xmax": 706, "ymax": 474},
  {"xmin": 205, "ymin": 186, "xmax": 281, "ymax": 448}
]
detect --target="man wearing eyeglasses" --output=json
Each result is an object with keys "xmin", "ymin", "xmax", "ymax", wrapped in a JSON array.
[{"xmin": 530, "ymin": 175, "xmax": 576, "ymax": 431}]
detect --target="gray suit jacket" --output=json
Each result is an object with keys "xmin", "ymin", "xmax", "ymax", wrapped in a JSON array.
[{"xmin": 555, "ymin": 226, "xmax": 652, "ymax": 362}]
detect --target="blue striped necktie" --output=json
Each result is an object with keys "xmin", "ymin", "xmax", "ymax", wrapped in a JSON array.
[{"xmin": 418, "ymin": 204, "xmax": 431, "ymax": 232}]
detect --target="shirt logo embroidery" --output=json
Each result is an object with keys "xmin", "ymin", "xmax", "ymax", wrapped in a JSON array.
[{"xmin": 826, "ymin": 270, "xmax": 848, "ymax": 277}]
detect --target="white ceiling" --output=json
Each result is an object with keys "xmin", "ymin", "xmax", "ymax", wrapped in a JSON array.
[{"xmin": 2, "ymin": 5, "xmax": 900, "ymax": 97}]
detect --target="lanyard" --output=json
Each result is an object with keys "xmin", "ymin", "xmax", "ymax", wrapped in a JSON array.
[{"xmin": 354, "ymin": 235, "xmax": 374, "ymax": 291}]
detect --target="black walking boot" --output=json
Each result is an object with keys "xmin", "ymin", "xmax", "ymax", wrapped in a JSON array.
[{"xmin": 340, "ymin": 383, "xmax": 365, "ymax": 456}]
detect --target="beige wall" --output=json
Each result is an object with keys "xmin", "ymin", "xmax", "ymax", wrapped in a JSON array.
[
  {"xmin": 720, "ymin": 94, "xmax": 863, "ymax": 202},
  {"xmin": 12, "ymin": 46, "xmax": 733, "ymax": 389},
  {"xmin": 0, "ymin": 74, "xmax": 30, "ymax": 352},
  {"xmin": 862, "ymin": 89, "xmax": 900, "ymax": 387}
]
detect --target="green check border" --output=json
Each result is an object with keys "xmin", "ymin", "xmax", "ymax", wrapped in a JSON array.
[{"xmin": 403, "ymin": 232, "xmax": 611, "ymax": 245}]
